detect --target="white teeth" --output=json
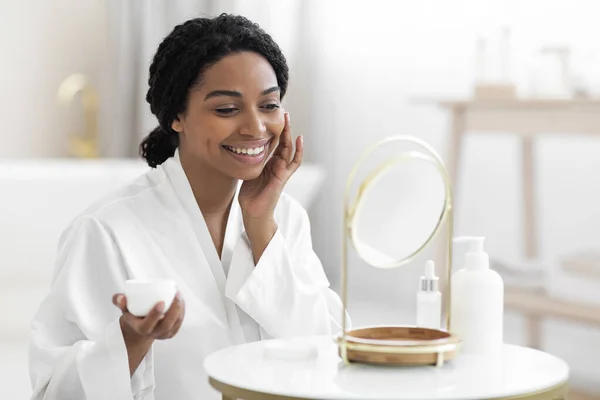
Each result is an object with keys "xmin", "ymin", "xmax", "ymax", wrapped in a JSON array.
[{"xmin": 225, "ymin": 145, "xmax": 265, "ymax": 156}]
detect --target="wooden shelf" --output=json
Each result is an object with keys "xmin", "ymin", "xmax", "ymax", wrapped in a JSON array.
[
  {"xmin": 411, "ymin": 97, "xmax": 600, "ymax": 109},
  {"xmin": 561, "ymin": 251, "xmax": 600, "ymax": 281},
  {"xmin": 505, "ymin": 288, "xmax": 600, "ymax": 327}
]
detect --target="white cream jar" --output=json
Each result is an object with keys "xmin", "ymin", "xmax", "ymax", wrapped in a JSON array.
[{"xmin": 123, "ymin": 279, "xmax": 177, "ymax": 317}]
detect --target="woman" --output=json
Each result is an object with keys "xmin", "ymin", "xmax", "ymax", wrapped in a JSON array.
[{"xmin": 29, "ymin": 14, "xmax": 345, "ymax": 400}]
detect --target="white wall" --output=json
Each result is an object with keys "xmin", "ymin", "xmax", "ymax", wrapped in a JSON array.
[{"xmin": 0, "ymin": 0, "xmax": 106, "ymax": 158}]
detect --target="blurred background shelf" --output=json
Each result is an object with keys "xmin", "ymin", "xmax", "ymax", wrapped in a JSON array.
[
  {"xmin": 429, "ymin": 97, "xmax": 600, "ymax": 398},
  {"xmin": 505, "ymin": 287, "xmax": 600, "ymax": 328},
  {"xmin": 561, "ymin": 251, "xmax": 600, "ymax": 281}
]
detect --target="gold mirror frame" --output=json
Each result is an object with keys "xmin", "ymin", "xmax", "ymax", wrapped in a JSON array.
[{"xmin": 338, "ymin": 135, "xmax": 456, "ymax": 366}]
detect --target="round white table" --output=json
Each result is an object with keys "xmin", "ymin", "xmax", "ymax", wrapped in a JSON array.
[{"xmin": 204, "ymin": 335, "xmax": 569, "ymax": 400}]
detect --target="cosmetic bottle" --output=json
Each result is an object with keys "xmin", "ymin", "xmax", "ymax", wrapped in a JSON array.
[
  {"xmin": 416, "ymin": 260, "xmax": 442, "ymax": 330},
  {"xmin": 451, "ymin": 237, "xmax": 504, "ymax": 354}
]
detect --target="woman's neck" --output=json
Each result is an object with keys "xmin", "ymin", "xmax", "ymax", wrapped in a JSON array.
[{"xmin": 179, "ymin": 149, "xmax": 238, "ymax": 216}]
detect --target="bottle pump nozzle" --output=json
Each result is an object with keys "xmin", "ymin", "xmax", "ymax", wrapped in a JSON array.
[
  {"xmin": 453, "ymin": 236, "xmax": 489, "ymax": 270},
  {"xmin": 453, "ymin": 236, "xmax": 485, "ymax": 251}
]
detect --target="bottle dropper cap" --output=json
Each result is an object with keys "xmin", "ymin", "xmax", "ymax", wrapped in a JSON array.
[{"xmin": 419, "ymin": 260, "xmax": 439, "ymax": 292}]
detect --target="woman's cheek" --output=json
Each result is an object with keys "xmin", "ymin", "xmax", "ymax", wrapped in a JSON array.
[{"xmin": 265, "ymin": 117, "xmax": 284, "ymax": 137}]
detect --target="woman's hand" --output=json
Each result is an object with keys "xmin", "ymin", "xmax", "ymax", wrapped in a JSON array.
[
  {"xmin": 238, "ymin": 112, "xmax": 302, "ymax": 263},
  {"xmin": 238, "ymin": 112, "xmax": 303, "ymax": 220},
  {"xmin": 112, "ymin": 292, "xmax": 185, "ymax": 376}
]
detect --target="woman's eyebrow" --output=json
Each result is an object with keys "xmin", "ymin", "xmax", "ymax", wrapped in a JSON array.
[
  {"xmin": 261, "ymin": 86, "xmax": 280, "ymax": 96},
  {"xmin": 204, "ymin": 90, "xmax": 242, "ymax": 100},
  {"xmin": 204, "ymin": 86, "xmax": 280, "ymax": 101}
]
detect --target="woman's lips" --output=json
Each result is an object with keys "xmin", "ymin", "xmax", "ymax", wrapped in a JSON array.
[
  {"xmin": 223, "ymin": 138, "xmax": 270, "ymax": 149},
  {"xmin": 222, "ymin": 139, "xmax": 270, "ymax": 165}
]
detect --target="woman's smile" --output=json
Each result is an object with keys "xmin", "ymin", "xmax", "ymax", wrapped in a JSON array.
[{"xmin": 222, "ymin": 138, "xmax": 272, "ymax": 165}]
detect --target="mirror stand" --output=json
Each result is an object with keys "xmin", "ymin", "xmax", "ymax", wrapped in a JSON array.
[{"xmin": 337, "ymin": 135, "xmax": 459, "ymax": 367}]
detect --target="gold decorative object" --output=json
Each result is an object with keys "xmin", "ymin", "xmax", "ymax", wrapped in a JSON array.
[
  {"xmin": 337, "ymin": 135, "xmax": 458, "ymax": 367},
  {"xmin": 56, "ymin": 73, "xmax": 99, "ymax": 158}
]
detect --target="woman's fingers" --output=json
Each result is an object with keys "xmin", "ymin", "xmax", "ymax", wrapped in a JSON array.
[
  {"xmin": 137, "ymin": 301, "xmax": 165, "ymax": 335},
  {"xmin": 153, "ymin": 293, "xmax": 184, "ymax": 338},
  {"xmin": 272, "ymin": 112, "xmax": 287, "ymax": 158},
  {"xmin": 169, "ymin": 313, "xmax": 185, "ymax": 336},
  {"xmin": 112, "ymin": 294, "xmax": 128, "ymax": 313},
  {"xmin": 278, "ymin": 112, "xmax": 293, "ymax": 163},
  {"xmin": 120, "ymin": 311, "xmax": 143, "ymax": 332},
  {"xmin": 287, "ymin": 135, "xmax": 303, "ymax": 173},
  {"xmin": 155, "ymin": 314, "xmax": 184, "ymax": 340}
]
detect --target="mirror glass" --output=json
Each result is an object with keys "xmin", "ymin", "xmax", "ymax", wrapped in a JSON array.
[{"xmin": 350, "ymin": 153, "xmax": 447, "ymax": 268}]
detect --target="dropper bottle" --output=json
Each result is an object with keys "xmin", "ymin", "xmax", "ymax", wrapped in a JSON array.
[{"xmin": 416, "ymin": 260, "xmax": 442, "ymax": 330}]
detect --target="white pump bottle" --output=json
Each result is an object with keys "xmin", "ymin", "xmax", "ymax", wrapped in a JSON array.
[{"xmin": 451, "ymin": 237, "xmax": 504, "ymax": 355}]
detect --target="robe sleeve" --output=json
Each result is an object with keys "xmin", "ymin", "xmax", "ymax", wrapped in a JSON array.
[
  {"xmin": 225, "ymin": 198, "xmax": 350, "ymax": 338},
  {"xmin": 29, "ymin": 216, "xmax": 154, "ymax": 400}
]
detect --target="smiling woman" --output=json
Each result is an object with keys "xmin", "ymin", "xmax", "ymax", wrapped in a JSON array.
[
  {"xmin": 171, "ymin": 52, "xmax": 290, "ymax": 179},
  {"xmin": 29, "ymin": 13, "xmax": 345, "ymax": 400}
]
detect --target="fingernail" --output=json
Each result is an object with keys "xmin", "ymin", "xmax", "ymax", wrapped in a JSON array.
[
  {"xmin": 300, "ymin": 135, "xmax": 304, "ymax": 144},
  {"xmin": 116, "ymin": 295, "xmax": 124, "ymax": 305},
  {"xmin": 156, "ymin": 302, "xmax": 165, "ymax": 313},
  {"xmin": 176, "ymin": 292, "xmax": 182, "ymax": 301},
  {"xmin": 286, "ymin": 112, "xmax": 291, "ymax": 122}
]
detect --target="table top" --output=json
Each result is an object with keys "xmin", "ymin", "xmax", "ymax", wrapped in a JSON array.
[{"xmin": 204, "ymin": 335, "xmax": 569, "ymax": 400}]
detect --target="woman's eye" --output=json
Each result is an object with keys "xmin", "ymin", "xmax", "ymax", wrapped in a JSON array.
[
  {"xmin": 262, "ymin": 103, "xmax": 280, "ymax": 111},
  {"xmin": 215, "ymin": 107, "xmax": 238, "ymax": 115}
]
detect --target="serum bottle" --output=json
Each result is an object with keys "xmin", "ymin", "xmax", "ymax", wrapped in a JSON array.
[{"xmin": 416, "ymin": 260, "xmax": 442, "ymax": 330}]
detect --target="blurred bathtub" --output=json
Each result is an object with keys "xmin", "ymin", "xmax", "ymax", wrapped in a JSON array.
[{"xmin": 0, "ymin": 158, "xmax": 325, "ymax": 340}]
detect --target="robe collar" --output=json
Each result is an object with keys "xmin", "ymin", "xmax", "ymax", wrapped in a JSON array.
[{"xmin": 160, "ymin": 150, "xmax": 245, "ymax": 343}]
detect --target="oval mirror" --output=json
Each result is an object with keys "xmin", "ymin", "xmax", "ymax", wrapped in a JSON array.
[{"xmin": 346, "ymin": 137, "xmax": 451, "ymax": 268}]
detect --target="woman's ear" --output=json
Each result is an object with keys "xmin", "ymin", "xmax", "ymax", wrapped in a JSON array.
[{"xmin": 171, "ymin": 116, "xmax": 184, "ymax": 133}]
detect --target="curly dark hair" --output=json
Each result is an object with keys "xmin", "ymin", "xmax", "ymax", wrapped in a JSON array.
[{"xmin": 140, "ymin": 13, "xmax": 289, "ymax": 168}]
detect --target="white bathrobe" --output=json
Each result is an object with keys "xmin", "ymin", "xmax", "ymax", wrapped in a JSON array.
[{"xmin": 29, "ymin": 152, "xmax": 345, "ymax": 400}]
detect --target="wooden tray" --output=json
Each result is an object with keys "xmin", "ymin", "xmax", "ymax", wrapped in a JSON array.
[{"xmin": 336, "ymin": 326, "xmax": 461, "ymax": 366}]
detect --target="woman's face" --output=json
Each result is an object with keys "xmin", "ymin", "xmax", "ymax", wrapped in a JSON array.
[{"xmin": 172, "ymin": 51, "xmax": 285, "ymax": 181}]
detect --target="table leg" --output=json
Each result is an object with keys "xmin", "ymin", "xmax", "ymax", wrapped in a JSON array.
[
  {"xmin": 527, "ymin": 314, "xmax": 542, "ymax": 349},
  {"xmin": 447, "ymin": 106, "xmax": 466, "ymax": 189},
  {"xmin": 438, "ymin": 106, "xmax": 466, "ymax": 318},
  {"xmin": 521, "ymin": 135, "xmax": 542, "ymax": 349},
  {"xmin": 522, "ymin": 135, "xmax": 537, "ymax": 259}
]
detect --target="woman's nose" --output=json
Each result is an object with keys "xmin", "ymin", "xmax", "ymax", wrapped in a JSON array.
[{"xmin": 239, "ymin": 110, "xmax": 267, "ymax": 137}]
